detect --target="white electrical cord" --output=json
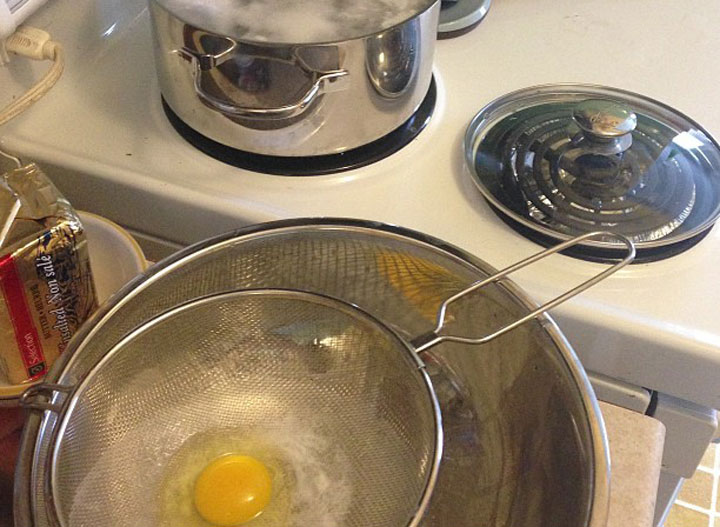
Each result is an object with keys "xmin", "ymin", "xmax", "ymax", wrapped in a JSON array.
[{"xmin": 0, "ymin": 25, "xmax": 64, "ymax": 127}]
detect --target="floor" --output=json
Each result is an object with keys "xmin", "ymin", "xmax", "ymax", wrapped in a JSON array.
[{"xmin": 666, "ymin": 444, "xmax": 720, "ymax": 526}]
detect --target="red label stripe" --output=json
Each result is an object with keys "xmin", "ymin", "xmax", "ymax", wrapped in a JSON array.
[{"xmin": 0, "ymin": 254, "xmax": 46, "ymax": 380}]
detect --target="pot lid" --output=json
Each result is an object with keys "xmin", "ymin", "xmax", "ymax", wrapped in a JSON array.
[{"xmin": 465, "ymin": 85, "xmax": 720, "ymax": 252}]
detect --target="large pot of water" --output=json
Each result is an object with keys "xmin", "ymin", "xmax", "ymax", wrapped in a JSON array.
[{"xmin": 148, "ymin": 0, "xmax": 440, "ymax": 157}]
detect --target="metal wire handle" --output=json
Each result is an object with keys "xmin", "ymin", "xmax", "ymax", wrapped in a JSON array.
[
  {"xmin": 20, "ymin": 383, "xmax": 72, "ymax": 413},
  {"xmin": 413, "ymin": 231, "xmax": 636, "ymax": 353}
]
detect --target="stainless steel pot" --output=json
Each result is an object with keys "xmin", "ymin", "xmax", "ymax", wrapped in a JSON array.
[
  {"xmin": 148, "ymin": 0, "xmax": 440, "ymax": 157},
  {"xmin": 15, "ymin": 219, "xmax": 623, "ymax": 527}
]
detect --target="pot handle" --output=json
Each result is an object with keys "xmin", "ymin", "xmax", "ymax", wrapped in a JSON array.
[
  {"xmin": 176, "ymin": 43, "xmax": 349, "ymax": 120},
  {"xmin": 412, "ymin": 231, "xmax": 636, "ymax": 353}
]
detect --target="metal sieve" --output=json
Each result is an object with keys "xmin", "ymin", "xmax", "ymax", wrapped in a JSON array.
[
  {"xmin": 46, "ymin": 288, "xmax": 442, "ymax": 527},
  {"xmin": 21, "ymin": 228, "xmax": 634, "ymax": 527}
]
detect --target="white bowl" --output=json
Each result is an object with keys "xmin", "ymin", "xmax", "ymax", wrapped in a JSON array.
[
  {"xmin": 0, "ymin": 212, "xmax": 148, "ymax": 404},
  {"xmin": 79, "ymin": 211, "xmax": 148, "ymax": 304}
]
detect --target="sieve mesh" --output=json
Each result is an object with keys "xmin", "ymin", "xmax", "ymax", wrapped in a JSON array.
[{"xmin": 50, "ymin": 289, "xmax": 439, "ymax": 527}]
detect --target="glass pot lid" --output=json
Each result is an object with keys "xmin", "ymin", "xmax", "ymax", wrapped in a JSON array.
[{"xmin": 465, "ymin": 84, "xmax": 720, "ymax": 251}]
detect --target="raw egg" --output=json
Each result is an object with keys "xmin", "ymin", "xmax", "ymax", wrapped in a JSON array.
[
  {"xmin": 193, "ymin": 454, "xmax": 272, "ymax": 525},
  {"xmin": 157, "ymin": 421, "xmax": 352, "ymax": 527}
]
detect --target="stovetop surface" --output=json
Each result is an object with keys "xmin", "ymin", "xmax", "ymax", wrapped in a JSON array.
[{"xmin": 2, "ymin": 0, "xmax": 720, "ymax": 408}]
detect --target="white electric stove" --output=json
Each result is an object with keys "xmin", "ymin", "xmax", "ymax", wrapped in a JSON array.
[{"xmin": 2, "ymin": 0, "xmax": 720, "ymax": 523}]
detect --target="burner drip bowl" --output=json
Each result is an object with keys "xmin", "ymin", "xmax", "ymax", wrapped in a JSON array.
[{"xmin": 163, "ymin": 78, "xmax": 436, "ymax": 176}]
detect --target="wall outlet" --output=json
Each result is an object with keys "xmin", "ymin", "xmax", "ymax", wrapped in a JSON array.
[
  {"xmin": 0, "ymin": 0, "xmax": 48, "ymax": 63},
  {"xmin": 0, "ymin": 0, "xmax": 49, "ymax": 40}
]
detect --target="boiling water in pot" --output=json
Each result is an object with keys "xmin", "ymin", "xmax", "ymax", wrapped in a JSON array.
[{"xmin": 158, "ymin": 0, "xmax": 434, "ymax": 43}]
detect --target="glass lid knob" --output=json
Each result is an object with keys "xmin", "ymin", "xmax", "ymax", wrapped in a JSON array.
[
  {"xmin": 571, "ymin": 99, "xmax": 638, "ymax": 156},
  {"xmin": 561, "ymin": 99, "xmax": 641, "ymax": 192},
  {"xmin": 573, "ymin": 99, "xmax": 638, "ymax": 140}
]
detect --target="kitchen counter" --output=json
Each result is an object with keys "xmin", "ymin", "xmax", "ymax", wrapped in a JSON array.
[{"xmin": 0, "ymin": 402, "xmax": 665, "ymax": 527}]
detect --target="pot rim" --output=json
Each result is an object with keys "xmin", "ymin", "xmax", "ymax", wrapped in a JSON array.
[
  {"xmin": 150, "ymin": 0, "xmax": 440, "ymax": 47},
  {"xmin": 15, "ymin": 217, "xmax": 610, "ymax": 527}
]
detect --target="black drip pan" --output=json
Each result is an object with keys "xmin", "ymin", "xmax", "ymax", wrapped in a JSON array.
[{"xmin": 488, "ymin": 202, "xmax": 712, "ymax": 264}]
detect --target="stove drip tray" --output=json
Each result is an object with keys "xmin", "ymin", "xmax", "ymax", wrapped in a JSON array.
[
  {"xmin": 490, "ymin": 203, "xmax": 713, "ymax": 264},
  {"xmin": 162, "ymin": 79, "xmax": 436, "ymax": 176}
]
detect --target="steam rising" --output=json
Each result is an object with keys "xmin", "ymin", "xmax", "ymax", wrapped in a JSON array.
[{"xmin": 158, "ymin": 0, "xmax": 434, "ymax": 43}]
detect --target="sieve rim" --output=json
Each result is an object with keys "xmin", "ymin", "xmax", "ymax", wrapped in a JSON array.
[{"xmin": 48, "ymin": 288, "xmax": 444, "ymax": 527}]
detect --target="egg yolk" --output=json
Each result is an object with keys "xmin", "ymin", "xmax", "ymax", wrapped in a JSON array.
[{"xmin": 193, "ymin": 454, "xmax": 272, "ymax": 526}]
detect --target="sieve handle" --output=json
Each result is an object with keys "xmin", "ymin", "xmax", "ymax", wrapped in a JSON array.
[
  {"xmin": 412, "ymin": 231, "xmax": 636, "ymax": 354},
  {"xmin": 19, "ymin": 383, "xmax": 72, "ymax": 413}
]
